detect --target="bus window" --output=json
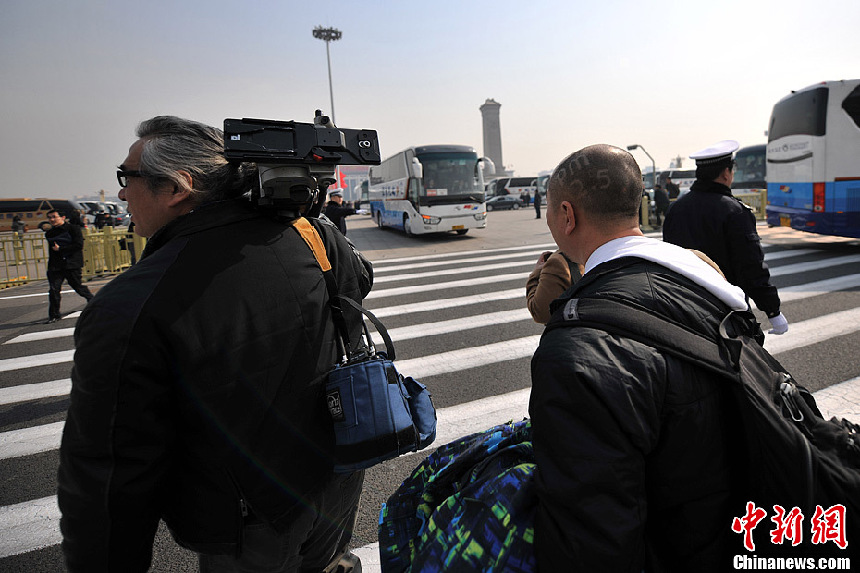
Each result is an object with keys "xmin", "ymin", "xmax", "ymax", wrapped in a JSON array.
[
  {"xmin": 768, "ymin": 87, "xmax": 829, "ymax": 140},
  {"xmin": 842, "ymin": 84, "xmax": 860, "ymax": 129}
]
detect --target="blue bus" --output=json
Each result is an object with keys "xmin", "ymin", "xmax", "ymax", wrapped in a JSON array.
[{"xmin": 766, "ymin": 80, "xmax": 860, "ymax": 238}]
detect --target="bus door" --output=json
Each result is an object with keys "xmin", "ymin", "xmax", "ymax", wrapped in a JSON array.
[{"xmin": 407, "ymin": 153, "xmax": 422, "ymax": 209}]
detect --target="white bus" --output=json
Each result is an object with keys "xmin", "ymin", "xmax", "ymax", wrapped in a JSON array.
[
  {"xmin": 368, "ymin": 145, "xmax": 487, "ymax": 236},
  {"xmin": 766, "ymin": 79, "xmax": 860, "ymax": 238}
]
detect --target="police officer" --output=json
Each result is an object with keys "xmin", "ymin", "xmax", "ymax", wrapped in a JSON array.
[
  {"xmin": 663, "ymin": 140, "xmax": 788, "ymax": 334},
  {"xmin": 323, "ymin": 189, "xmax": 366, "ymax": 236}
]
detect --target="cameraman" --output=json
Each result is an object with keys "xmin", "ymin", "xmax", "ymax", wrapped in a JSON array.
[{"xmin": 58, "ymin": 116, "xmax": 373, "ymax": 572}]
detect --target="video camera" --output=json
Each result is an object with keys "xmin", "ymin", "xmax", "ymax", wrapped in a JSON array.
[{"xmin": 223, "ymin": 111, "xmax": 380, "ymax": 218}]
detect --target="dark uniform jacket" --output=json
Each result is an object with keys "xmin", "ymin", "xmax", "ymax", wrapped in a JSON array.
[
  {"xmin": 662, "ymin": 179, "xmax": 780, "ymax": 316},
  {"xmin": 323, "ymin": 202, "xmax": 357, "ymax": 235},
  {"xmin": 530, "ymin": 257, "xmax": 746, "ymax": 572},
  {"xmin": 45, "ymin": 222, "xmax": 85, "ymax": 271},
  {"xmin": 58, "ymin": 199, "xmax": 373, "ymax": 572}
]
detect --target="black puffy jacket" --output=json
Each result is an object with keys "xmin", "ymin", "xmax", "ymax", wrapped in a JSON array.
[
  {"xmin": 529, "ymin": 257, "xmax": 747, "ymax": 572},
  {"xmin": 58, "ymin": 199, "xmax": 372, "ymax": 572}
]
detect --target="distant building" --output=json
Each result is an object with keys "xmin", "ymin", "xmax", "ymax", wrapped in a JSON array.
[
  {"xmin": 480, "ymin": 99, "xmax": 506, "ymax": 177},
  {"xmin": 336, "ymin": 165, "xmax": 370, "ymax": 204}
]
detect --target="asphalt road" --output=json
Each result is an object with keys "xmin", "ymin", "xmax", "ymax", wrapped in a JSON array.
[{"xmin": 1, "ymin": 210, "xmax": 859, "ymax": 571}]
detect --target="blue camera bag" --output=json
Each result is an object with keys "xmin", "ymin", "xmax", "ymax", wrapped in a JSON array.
[
  {"xmin": 326, "ymin": 353, "xmax": 436, "ymax": 473},
  {"xmin": 288, "ymin": 217, "xmax": 437, "ymax": 473}
]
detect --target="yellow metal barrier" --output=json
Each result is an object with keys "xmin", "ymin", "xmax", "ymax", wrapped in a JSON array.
[
  {"xmin": 0, "ymin": 232, "xmax": 47, "ymax": 288},
  {"xmin": 81, "ymin": 227, "xmax": 147, "ymax": 278},
  {"xmin": 640, "ymin": 195, "xmax": 651, "ymax": 228},
  {"xmin": 734, "ymin": 190, "xmax": 768, "ymax": 220},
  {"xmin": 0, "ymin": 227, "xmax": 146, "ymax": 289}
]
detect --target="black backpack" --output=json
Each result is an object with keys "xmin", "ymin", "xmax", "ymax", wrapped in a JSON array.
[{"xmin": 546, "ymin": 297, "xmax": 860, "ymax": 558}]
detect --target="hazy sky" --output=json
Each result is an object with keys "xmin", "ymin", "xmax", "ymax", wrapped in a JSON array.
[{"xmin": 1, "ymin": 0, "xmax": 858, "ymax": 200}]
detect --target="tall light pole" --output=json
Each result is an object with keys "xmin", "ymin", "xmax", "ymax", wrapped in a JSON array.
[
  {"xmin": 313, "ymin": 26, "xmax": 342, "ymax": 125},
  {"xmin": 627, "ymin": 144, "xmax": 656, "ymax": 188}
]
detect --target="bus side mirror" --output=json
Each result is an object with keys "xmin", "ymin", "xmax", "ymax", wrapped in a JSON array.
[{"xmin": 411, "ymin": 158, "xmax": 423, "ymax": 179}]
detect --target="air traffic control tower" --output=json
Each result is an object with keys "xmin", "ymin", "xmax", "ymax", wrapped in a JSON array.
[{"xmin": 480, "ymin": 99, "xmax": 504, "ymax": 175}]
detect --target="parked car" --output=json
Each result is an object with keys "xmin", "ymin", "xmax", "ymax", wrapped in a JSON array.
[
  {"xmin": 0, "ymin": 198, "xmax": 87, "ymax": 232},
  {"xmin": 486, "ymin": 195, "xmax": 523, "ymax": 211},
  {"xmin": 104, "ymin": 201, "xmax": 130, "ymax": 226},
  {"xmin": 79, "ymin": 200, "xmax": 107, "ymax": 227}
]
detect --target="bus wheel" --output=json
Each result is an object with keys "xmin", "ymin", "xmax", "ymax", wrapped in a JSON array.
[
  {"xmin": 403, "ymin": 215, "xmax": 413, "ymax": 237},
  {"xmin": 456, "ymin": 229, "xmax": 468, "ymax": 235}
]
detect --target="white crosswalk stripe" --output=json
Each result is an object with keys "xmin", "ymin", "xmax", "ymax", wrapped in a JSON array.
[
  {"xmin": 372, "ymin": 247, "xmax": 550, "ymax": 273},
  {"xmin": 0, "ymin": 422, "xmax": 65, "ymax": 461},
  {"xmin": 0, "ymin": 379, "xmax": 71, "ymax": 406},
  {"xmin": 769, "ymin": 253, "xmax": 860, "ymax": 276},
  {"xmin": 370, "ymin": 243, "xmax": 556, "ymax": 267},
  {"xmin": 5, "ymin": 329, "xmax": 75, "ymax": 345},
  {"xmin": 365, "ymin": 272, "xmax": 527, "ymax": 300},
  {"xmin": 1, "ymin": 237, "xmax": 860, "ymax": 568},
  {"xmin": 373, "ymin": 259, "xmax": 536, "ymax": 284},
  {"xmin": 0, "ymin": 350, "xmax": 75, "ymax": 372}
]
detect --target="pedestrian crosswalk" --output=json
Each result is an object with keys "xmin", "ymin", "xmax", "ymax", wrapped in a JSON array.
[{"xmin": 1, "ymin": 237, "xmax": 859, "ymax": 571}]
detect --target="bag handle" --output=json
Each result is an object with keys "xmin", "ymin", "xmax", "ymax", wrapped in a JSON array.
[
  {"xmin": 287, "ymin": 217, "xmax": 395, "ymax": 362},
  {"xmin": 335, "ymin": 294, "xmax": 396, "ymax": 362}
]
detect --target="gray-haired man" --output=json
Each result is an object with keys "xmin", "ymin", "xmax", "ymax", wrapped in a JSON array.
[{"xmin": 58, "ymin": 116, "xmax": 372, "ymax": 572}]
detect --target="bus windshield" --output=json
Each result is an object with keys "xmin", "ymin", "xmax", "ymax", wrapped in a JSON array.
[
  {"xmin": 419, "ymin": 152, "xmax": 484, "ymax": 205},
  {"xmin": 732, "ymin": 145, "xmax": 766, "ymax": 189}
]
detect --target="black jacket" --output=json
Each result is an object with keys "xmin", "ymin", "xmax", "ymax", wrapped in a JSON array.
[
  {"xmin": 662, "ymin": 179, "xmax": 780, "ymax": 316},
  {"xmin": 530, "ymin": 257, "xmax": 746, "ymax": 572},
  {"xmin": 323, "ymin": 202, "xmax": 356, "ymax": 235},
  {"xmin": 58, "ymin": 199, "xmax": 373, "ymax": 572},
  {"xmin": 45, "ymin": 222, "xmax": 85, "ymax": 271},
  {"xmin": 654, "ymin": 187, "xmax": 670, "ymax": 211}
]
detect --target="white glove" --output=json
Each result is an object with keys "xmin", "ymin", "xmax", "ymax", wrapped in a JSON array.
[
  {"xmin": 768, "ymin": 312, "xmax": 788, "ymax": 335},
  {"xmin": 356, "ymin": 209, "xmax": 369, "ymax": 215}
]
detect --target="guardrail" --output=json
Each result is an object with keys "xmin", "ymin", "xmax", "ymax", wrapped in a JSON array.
[
  {"xmin": 734, "ymin": 190, "xmax": 767, "ymax": 220},
  {"xmin": 640, "ymin": 190, "xmax": 768, "ymax": 229},
  {"xmin": 0, "ymin": 227, "xmax": 146, "ymax": 289}
]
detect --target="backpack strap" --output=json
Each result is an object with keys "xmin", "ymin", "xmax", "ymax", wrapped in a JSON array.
[{"xmin": 545, "ymin": 297, "xmax": 741, "ymax": 379}]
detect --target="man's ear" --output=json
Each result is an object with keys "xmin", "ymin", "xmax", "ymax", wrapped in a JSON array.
[
  {"xmin": 167, "ymin": 171, "xmax": 194, "ymax": 207},
  {"xmin": 561, "ymin": 200, "xmax": 576, "ymax": 236}
]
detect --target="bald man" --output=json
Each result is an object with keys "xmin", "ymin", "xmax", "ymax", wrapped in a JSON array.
[{"xmin": 530, "ymin": 145, "xmax": 750, "ymax": 571}]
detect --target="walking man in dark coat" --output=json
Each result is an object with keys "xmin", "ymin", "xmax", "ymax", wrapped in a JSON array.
[
  {"xmin": 653, "ymin": 183, "xmax": 670, "ymax": 226},
  {"xmin": 43, "ymin": 209, "xmax": 93, "ymax": 323}
]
